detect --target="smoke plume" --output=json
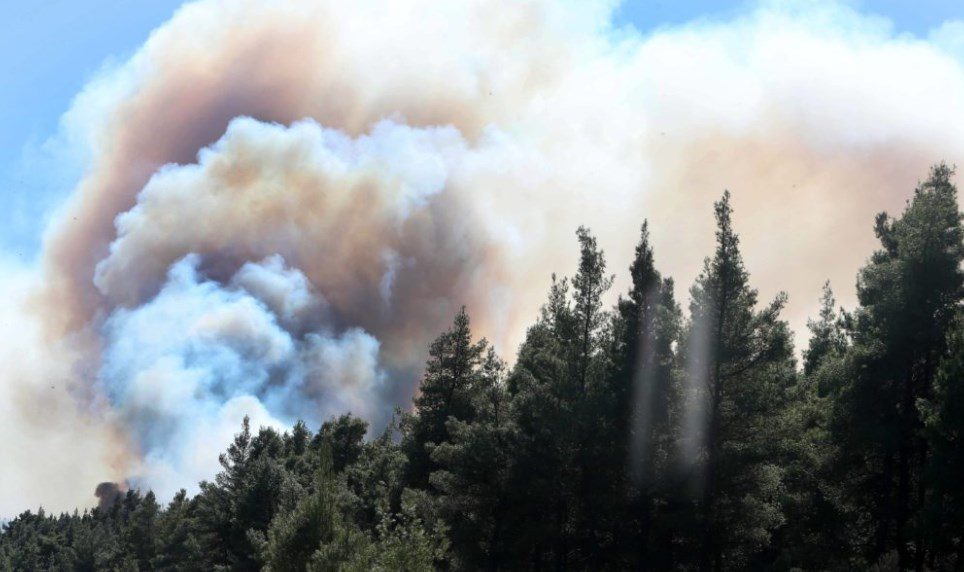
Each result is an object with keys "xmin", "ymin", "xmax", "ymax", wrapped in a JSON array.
[
  {"xmin": 94, "ymin": 482, "xmax": 125, "ymax": 512},
  {"xmin": 3, "ymin": 0, "xmax": 964, "ymax": 515}
]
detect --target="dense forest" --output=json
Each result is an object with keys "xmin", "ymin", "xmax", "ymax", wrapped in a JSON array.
[{"xmin": 3, "ymin": 164, "xmax": 964, "ymax": 571}]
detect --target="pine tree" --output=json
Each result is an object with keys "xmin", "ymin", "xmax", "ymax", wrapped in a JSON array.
[
  {"xmin": 402, "ymin": 307, "xmax": 490, "ymax": 490},
  {"xmin": 830, "ymin": 164, "xmax": 964, "ymax": 568},
  {"xmin": 153, "ymin": 490, "xmax": 205, "ymax": 571},
  {"xmin": 125, "ymin": 490, "xmax": 159, "ymax": 569},
  {"xmin": 5, "ymin": 170, "xmax": 964, "ymax": 570},
  {"xmin": 258, "ymin": 449, "xmax": 365, "ymax": 572},
  {"xmin": 503, "ymin": 274, "xmax": 575, "ymax": 567},
  {"xmin": 610, "ymin": 221, "xmax": 682, "ymax": 568},
  {"xmin": 195, "ymin": 418, "xmax": 302, "ymax": 569},
  {"xmin": 314, "ymin": 414, "xmax": 368, "ymax": 473},
  {"xmin": 569, "ymin": 227, "xmax": 616, "ymax": 567},
  {"xmin": 685, "ymin": 190, "xmax": 796, "ymax": 570},
  {"xmin": 344, "ymin": 423, "xmax": 408, "ymax": 533},
  {"xmin": 767, "ymin": 285, "xmax": 852, "ymax": 569},
  {"xmin": 923, "ymin": 314, "xmax": 964, "ymax": 567},
  {"xmin": 506, "ymin": 227, "xmax": 614, "ymax": 567},
  {"xmin": 802, "ymin": 281, "xmax": 847, "ymax": 376},
  {"xmin": 430, "ymin": 347, "xmax": 513, "ymax": 568},
  {"xmin": 346, "ymin": 489, "xmax": 449, "ymax": 572},
  {"xmin": 196, "ymin": 416, "xmax": 253, "ymax": 565}
]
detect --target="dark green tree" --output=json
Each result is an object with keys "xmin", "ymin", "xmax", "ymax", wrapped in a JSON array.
[
  {"xmin": 257, "ymin": 449, "xmax": 365, "ymax": 572},
  {"xmin": 802, "ymin": 281, "xmax": 847, "ymax": 376},
  {"xmin": 152, "ymin": 489, "xmax": 205, "ymax": 571},
  {"xmin": 923, "ymin": 314, "xmax": 964, "ymax": 567},
  {"xmin": 315, "ymin": 414, "xmax": 368, "ymax": 473},
  {"xmin": 346, "ymin": 489, "xmax": 449, "ymax": 572},
  {"xmin": 195, "ymin": 419, "xmax": 302, "ymax": 570},
  {"xmin": 402, "ymin": 307, "xmax": 490, "ymax": 490},
  {"xmin": 684, "ymin": 190, "xmax": 796, "ymax": 570},
  {"xmin": 506, "ymin": 226, "xmax": 614, "ymax": 568},
  {"xmin": 344, "ymin": 422, "xmax": 408, "ymax": 533},
  {"xmin": 430, "ymin": 347, "xmax": 513, "ymax": 569},
  {"xmin": 830, "ymin": 164, "xmax": 964, "ymax": 568},
  {"xmin": 609, "ymin": 221, "xmax": 683, "ymax": 568},
  {"xmin": 125, "ymin": 490, "xmax": 159, "ymax": 568},
  {"xmin": 4, "ymin": 171, "xmax": 964, "ymax": 571},
  {"xmin": 761, "ymin": 281, "xmax": 858, "ymax": 570}
]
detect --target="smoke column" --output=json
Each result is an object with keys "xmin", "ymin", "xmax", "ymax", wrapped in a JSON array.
[
  {"xmin": 3, "ymin": 0, "xmax": 964, "ymax": 514},
  {"xmin": 94, "ymin": 482, "xmax": 125, "ymax": 512}
]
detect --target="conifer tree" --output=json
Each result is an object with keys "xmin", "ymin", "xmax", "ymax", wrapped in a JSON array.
[
  {"xmin": 258, "ymin": 449, "xmax": 364, "ymax": 572},
  {"xmin": 830, "ymin": 164, "xmax": 964, "ymax": 568},
  {"xmin": 610, "ymin": 221, "xmax": 682, "ymax": 568},
  {"xmin": 125, "ymin": 490, "xmax": 159, "ymax": 568},
  {"xmin": 315, "ymin": 414, "xmax": 368, "ymax": 473},
  {"xmin": 685, "ymin": 190, "xmax": 796, "ymax": 570},
  {"xmin": 196, "ymin": 415, "xmax": 255, "ymax": 567},
  {"xmin": 802, "ymin": 281, "xmax": 847, "ymax": 376},
  {"xmin": 402, "ymin": 307, "xmax": 490, "ymax": 490},
  {"xmin": 507, "ymin": 227, "xmax": 614, "ymax": 568},
  {"xmin": 431, "ymin": 347, "xmax": 513, "ymax": 569},
  {"xmin": 4, "ymin": 169, "xmax": 964, "ymax": 571},
  {"xmin": 344, "ymin": 423, "xmax": 409, "ymax": 533},
  {"xmin": 503, "ymin": 273, "xmax": 575, "ymax": 567},
  {"xmin": 152, "ymin": 489, "xmax": 205, "ymax": 570},
  {"xmin": 767, "ymin": 284, "xmax": 852, "ymax": 569},
  {"xmin": 569, "ymin": 227, "xmax": 616, "ymax": 567},
  {"xmin": 923, "ymin": 314, "xmax": 964, "ymax": 567}
]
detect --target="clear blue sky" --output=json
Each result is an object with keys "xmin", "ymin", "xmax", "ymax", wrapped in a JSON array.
[
  {"xmin": 2, "ymin": 0, "xmax": 963, "ymax": 259},
  {"xmin": 613, "ymin": 0, "xmax": 964, "ymax": 35}
]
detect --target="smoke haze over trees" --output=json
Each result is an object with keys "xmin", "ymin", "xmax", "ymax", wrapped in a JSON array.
[
  {"xmin": 4, "ymin": 165, "xmax": 964, "ymax": 570},
  {"xmin": 9, "ymin": 0, "xmax": 964, "ymax": 518}
]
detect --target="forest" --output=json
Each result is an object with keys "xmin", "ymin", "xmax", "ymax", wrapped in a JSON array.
[{"xmin": 2, "ymin": 164, "xmax": 963, "ymax": 571}]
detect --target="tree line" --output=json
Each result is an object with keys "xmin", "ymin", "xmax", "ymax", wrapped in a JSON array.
[{"xmin": 2, "ymin": 164, "xmax": 963, "ymax": 570}]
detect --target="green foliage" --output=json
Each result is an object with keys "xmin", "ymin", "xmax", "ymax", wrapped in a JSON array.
[
  {"xmin": 152, "ymin": 490, "xmax": 205, "ymax": 571},
  {"xmin": 344, "ymin": 490, "xmax": 448, "ymax": 571},
  {"xmin": 683, "ymin": 190, "xmax": 797, "ymax": 569},
  {"xmin": 315, "ymin": 415, "xmax": 367, "ymax": 473},
  {"xmin": 402, "ymin": 307, "xmax": 491, "ymax": 490},
  {"xmin": 922, "ymin": 314, "xmax": 964, "ymax": 564},
  {"xmin": 802, "ymin": 281, "xmax": 847, "ymax": 377},
  {"xmin": 258, "ymin": 450, "xmax": 363, "ymax": 572},
  {"xmin": 430, "ymin": 347, "xmax": 513, "ymax": 568},
  {"xmin": 828, "ymin": 163, "xmax": 964, "ymax": 569},
  {"xmin": 608, "ymin": 221, "xmax": 684, "ymax": 568}
]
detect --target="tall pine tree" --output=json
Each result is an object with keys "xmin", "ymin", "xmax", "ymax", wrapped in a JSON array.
[
  {"xmin": 830, "ymin": 164, "xmax": 964, "ymax": 569},
  {"xmin": 609, "ymin": 221, "xmax": 682, "ymax": 568},
  {"xmin": 685, "ymin": 190, "xmax": 796, "ymax": 570}
]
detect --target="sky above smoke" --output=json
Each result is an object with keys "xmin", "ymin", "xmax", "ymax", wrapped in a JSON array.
[{"xmin": 2, "ymin": 0, "xmax": 964, "ymax": 516}]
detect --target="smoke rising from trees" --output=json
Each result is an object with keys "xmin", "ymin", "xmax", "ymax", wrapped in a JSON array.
[{"xmin": 4, "ymin": 0, "xmax": 964, "ymax": 515}]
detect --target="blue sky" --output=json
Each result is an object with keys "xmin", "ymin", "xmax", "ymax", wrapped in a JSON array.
[
  {"xmin": 614, "ymin": 0, "xmax": 964, "ymax": 35},
  {"xmin": 1, "ymin": 0, "xmax": 183, "ymax": 260},
  {"xmin": 1, "ymin": 0, "xmax": 962, "ymax": 259}
]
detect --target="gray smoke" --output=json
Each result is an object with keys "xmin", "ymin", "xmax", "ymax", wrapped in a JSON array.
[{"xmin": 94, "ymin": 482, "xmax": 124, "ymax": 512}]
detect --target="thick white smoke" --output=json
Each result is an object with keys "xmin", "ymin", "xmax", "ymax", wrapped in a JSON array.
[
  {"xmin": 92, "ymin": 116, "xmax": 493, "ymax": 496},
  {"xmin": 99, "ymin": 254, "xmax": 387, "ymax": 498},
  {"xmin": 5, "ymin": 0, "xmax": 964, "ymax": 515}
]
